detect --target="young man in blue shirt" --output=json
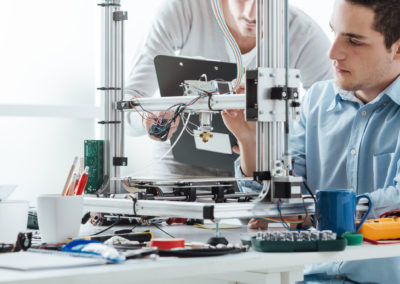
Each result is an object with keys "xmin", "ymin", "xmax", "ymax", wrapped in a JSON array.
[{"xmin": 223, "ymin": 0, "xmax": 400, "ymax": 282}]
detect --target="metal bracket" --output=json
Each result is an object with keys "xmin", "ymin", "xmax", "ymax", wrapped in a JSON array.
[
  {"xmin": 113, "ymin": 157, "xmax": 128, "ymax": 166},
  {"xmin": 113, "ymin": 11, "xmax": 128, "ymax": 21},
  {"xmin": 98, "ymin": 121, "xmax": 121, "ymax": 124}
]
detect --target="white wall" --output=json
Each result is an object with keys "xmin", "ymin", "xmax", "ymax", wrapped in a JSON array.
[
  {"xmin": 0, "ymin": 0, "xmax": 98, "ymax": 202},
  {"xmin": 291, "ymin": 0, "xmax": 335, "ymax": 42}
]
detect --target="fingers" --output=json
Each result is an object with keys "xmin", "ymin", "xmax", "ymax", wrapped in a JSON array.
[
  {"xmin": 247, "ymin": 218, "xmax": 269, "ymax": 230},
  {"xmin": 143, "ymin": 111, "xmax": 181, "ymax": 142},
  {"xmin": 232, "ymin": 75, "xmax": 246, "ymax": 94},
  {"xmin": 232, "ymin": 145, "xmax": 240, "ymax": 154},
  {"xmin": 222, "ymin": 109, "xmax": 239, "ymax": 117}
]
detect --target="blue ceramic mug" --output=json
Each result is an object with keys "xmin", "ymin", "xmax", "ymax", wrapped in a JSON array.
[{"xmin": 316, "ymin": 189, "xmax": 372, "ymax": 237}]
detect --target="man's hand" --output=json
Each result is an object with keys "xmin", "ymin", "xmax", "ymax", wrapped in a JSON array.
[
  {"xmin": 143, "ymin": 111, "xmax": 180, "ymax": 142},
  {"xmin": 247, "ymin": 215, "xmax": 313, "ymax": 230},
  {"xmin": 221, "ymin": 109, "xmax": 256, "ymax": 144},
  {"xmin": 220, "ymin": 77, "xmax": 258, "ymax": 176},
  {"xmin": 222, "ymin": 77, "xmax": 256, "ymax": 150}
]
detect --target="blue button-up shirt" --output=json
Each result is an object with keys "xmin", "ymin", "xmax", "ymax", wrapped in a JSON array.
[{"xmin": 235, "ymin": 76, "xmax": 400, "ymax": 283}]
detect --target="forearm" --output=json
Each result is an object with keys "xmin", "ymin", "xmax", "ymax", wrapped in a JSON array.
[{"xmin": 238, "ymin": 137, "xmax": 256, "ymax": 177}]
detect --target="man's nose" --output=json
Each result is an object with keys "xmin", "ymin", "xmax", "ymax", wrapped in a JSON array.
[
  {"xmin": 244, "ymin": 0, "xmax": 256, "ymax": 21},
  {"xmin": 329, "ymin": 37, "xmax": 346, "ymax": 61}
]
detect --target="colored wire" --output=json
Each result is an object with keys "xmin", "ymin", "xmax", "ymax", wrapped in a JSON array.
[
  {"xmin": 210, "ymin": 0, "xmax": 244, "ymax": 90},
  {"xmin": 277, "ymin": 200, "xmax": 295, "ymax": 231},
  {"xmin": 210, "ymin": 0, "xmax": 243, "ymax": 90},
  {"xmin": 256, "ymin": 217, "xmax": 303, "ymax": 224},
  {"xmin": 302, "ymin": 181, "xmax": 319, "ymax": 222},
  {"xmin": 302, "ymin": 196, "xmax": 318, "ymax": 228},
  {"xmin": 276, "ymin": 199, "xmax": 314, "ymax": 231},
  {"xmin": 379, "ymin": 210, "xmax": 400, "ymax": 218}
]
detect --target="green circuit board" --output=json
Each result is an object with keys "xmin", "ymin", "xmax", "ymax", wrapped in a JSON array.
[{"xmin": 84, "ymin": 140, "xmax": 104, "ymax": 194}]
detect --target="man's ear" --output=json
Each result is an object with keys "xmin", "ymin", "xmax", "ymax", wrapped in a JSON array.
[{"xmin": 393, "ymin": 38, "xmax": 400, "ymax": 60}]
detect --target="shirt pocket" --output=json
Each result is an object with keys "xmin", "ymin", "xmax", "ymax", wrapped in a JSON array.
[{"xmin": 373, "ymin": 152, "xmax": 394, "ymax": 189}]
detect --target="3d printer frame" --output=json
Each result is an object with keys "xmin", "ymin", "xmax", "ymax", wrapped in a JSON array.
[{"xmin": 85, "ymin": 0, "xmax": 315, "ymax": 221}]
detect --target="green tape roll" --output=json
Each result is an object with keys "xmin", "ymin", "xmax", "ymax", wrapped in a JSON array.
[{"xmin": 342, "ymin": 232, "xmax": 363, "ymax": 245}]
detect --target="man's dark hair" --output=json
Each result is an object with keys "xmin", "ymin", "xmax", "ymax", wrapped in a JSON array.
[{"xmin": 346, "ymin": 0, "xmax": 400, "ymax": 49}]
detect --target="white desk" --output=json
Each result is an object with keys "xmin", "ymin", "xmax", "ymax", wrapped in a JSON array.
[{"xmin": 1, "ymin": 224, "xmax": 399, "ymax": 284}]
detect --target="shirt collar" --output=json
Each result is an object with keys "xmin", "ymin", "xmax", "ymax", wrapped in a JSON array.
[
  {"xmin": 381, "ymin": 75, "xmax": 400, "ymax": 106},
  {"xmin": 327, "ymin": 86, "xmax": 363, "ymax": 112},
  {"xmin": 327, "ymin": 75, "xmax": 400, "ymax": 112}
]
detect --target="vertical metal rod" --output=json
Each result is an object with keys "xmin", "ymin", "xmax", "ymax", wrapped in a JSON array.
[
  {"xmin": 256, "ymin": 0, "xmax": 264, "ymax": 173},
  {"xmin": 256, "ymin": 0, "xmax": 263, "ymax": 68},
  {"xmin": 283, "ymin": 0, "xmax": 290, "ymax": 174},
  {"xmin": 262, "ymin": 124, "xmax": 269, "ymax": 171},
  {"xmin": 113, "ymin": 12, "xmax": 121, "ymax": 194},
  {"xmin": 120, "ymin": 19, "xmax": 125, "ymax": 158},
  {"xmin": 104, "ymin": 5, "xmax": 111, "ymax": 192},
  {"xmin": 256, "ymin": 123, "xmax": 262, "ymax": 171},
  {"xmin": 109, "ymin": 4, "xmax": 116, "ymax": 193},
  {"xmin": 264, "ymin": 0, "xmax": 272, "ymax": 67},
  {"xmin": 215, "ymin": 220, "xmax": 220, "ymax": 238}
]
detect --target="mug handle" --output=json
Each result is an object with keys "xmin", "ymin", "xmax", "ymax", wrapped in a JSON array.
[{"xmin": 355, "ymin": 194, "xmax": 373, "ymax": 232}]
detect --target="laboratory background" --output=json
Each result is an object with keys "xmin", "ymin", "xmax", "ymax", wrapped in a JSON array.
[{"xmin": 0, "ymin": 0, "xmax": 334, "ymax": 202}]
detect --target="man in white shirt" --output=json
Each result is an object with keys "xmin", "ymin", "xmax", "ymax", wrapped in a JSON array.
[{"xmin": 125, "ymin": 0, "xmax": 333, "ymax": 178}]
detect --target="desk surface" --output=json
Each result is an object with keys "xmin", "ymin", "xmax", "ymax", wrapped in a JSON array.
[{"xmin": 1, "ymin": 223, "xmax": 400, "ymax": 284}]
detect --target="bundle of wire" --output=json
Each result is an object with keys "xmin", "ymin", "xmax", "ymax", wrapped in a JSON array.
[
  {"xmin": 129, "ymin": 84, "xmax": 218, "ymax": 137},
  {"xmin": 127, "ymin": 85, "xmax": 219, "ymax": 176},
  {"xmin": 256, "ymin": 181, "xmax": 319, "ymax": 232},
  {"xmin": 210, "ymin": 0, "xmax": 244, "ymax": 91},
  {"xmin": 148, "ymin": 85, "xmax": 219, "ymax": 137}
]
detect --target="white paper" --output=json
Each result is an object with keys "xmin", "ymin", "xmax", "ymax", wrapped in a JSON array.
[{"xmin": 0, "ymin": 252, "xmax": 105, "ymax": 271}]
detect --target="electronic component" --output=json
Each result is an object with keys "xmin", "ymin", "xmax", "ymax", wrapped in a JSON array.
[
  {"xmin": 359, "ymin": 217, "xmax": 400, "ymax": 241},
  {"xmin": 252, "ymin": 230, "xmax": 347, "ymax": 252},
  {"xmin": 84, "ymin": 140, "xmax": 104, "ymax": 194},
  {"xmin": 149, "ymin": 118, "xmax": 172, "ymax": 141},
  {"xmin": 182, "ymin": 79, "xmax": 234, "ymax": 138},
  {"xmin": 182, "ymin": 79, "xmax": 233, "ymax": 97},
  {"xmin": 256, "ymin": 230, "xmax": 337, "ymax": 242}
]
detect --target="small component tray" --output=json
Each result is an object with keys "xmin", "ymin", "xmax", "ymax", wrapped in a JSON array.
[{"xmin": 251, "ymin": 236, "xmax": 347, "ymax": 252}]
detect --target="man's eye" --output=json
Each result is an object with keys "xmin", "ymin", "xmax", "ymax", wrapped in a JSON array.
[{"xmin": 349, "ymin": 39, "xmax": 362, "ymax": 46}]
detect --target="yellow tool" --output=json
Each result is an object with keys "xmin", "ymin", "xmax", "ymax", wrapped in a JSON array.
[{"xmin": 359, "ymin": 217, "xmax": 400, "ymax": 241}]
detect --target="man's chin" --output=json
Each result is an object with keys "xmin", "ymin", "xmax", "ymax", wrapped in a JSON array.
[
  {"xmin": 238, "ymin": 27, "xmax": 256, "ymax": 38},
  {"xmin": 335, "ymin": 77, "xmax": 357, "ymax": 91}
]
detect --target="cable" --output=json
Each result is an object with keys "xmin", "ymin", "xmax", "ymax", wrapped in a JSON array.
[
  {"xmin": 91, "ymin": 216, "xmax": 121, "ymax": 236},
  {"xmin": 152, "ymin": 223, "xmax": 175, "ymax": 239},
  {"xmin": 302, "ymin": 196, "xmax": 317, "ymax": 228},
  {"xmin": 210, "ymin": 0, "xmax": 244, "ymax": 90},
  {"xmin": 276, "ymin": 199, "xmax": 312, "ymax": 232},
  {"xmin": 127, "ymin": 113, "xmax": 192, "ymax": 176},
  {"xmin": 180, "ymin": 114, "xmax": 196, "ymax": 136},
  {"xmin": 256, "ymin": 217, "xmax": 303, "ymax": 224},
  {"xmin": 302, "ymin": 181, "xmax": 319, "ymax": 222},
  {"xmin": 379, "ymin": 210, "xmax": 400, "ymax": 218}
]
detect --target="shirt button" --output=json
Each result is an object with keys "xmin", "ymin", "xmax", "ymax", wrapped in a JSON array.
[
  {"xmin": 351, "ymin": 149, "xmax": 357, "ymax": 155},
  {"xmin": 361, "ymin": 110, "xmax": 367, "ymax": 116}
]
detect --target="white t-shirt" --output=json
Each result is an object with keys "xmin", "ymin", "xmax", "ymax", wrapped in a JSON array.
[{"xmin": 125, "ymin": 0, "xmax": 333, "ymax": 177}]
